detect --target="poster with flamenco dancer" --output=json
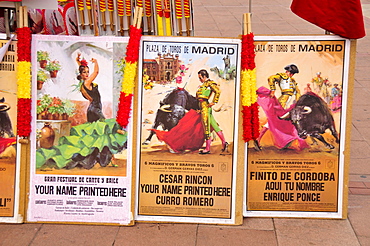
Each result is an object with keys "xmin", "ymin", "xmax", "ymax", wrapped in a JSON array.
[
  {"xmin": 28, "ymin": 35, "xmax": 134, "ymax": 225},
  {"xmin": 135, "ymin": 36, "xmax": 243, "ymax": 224},
  {"xmin": 245, "ymin": 36, "xmax": 353, "ymax": 218}
]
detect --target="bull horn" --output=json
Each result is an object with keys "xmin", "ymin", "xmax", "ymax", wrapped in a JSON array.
[
  {"xmin": 0, "ymin": 102, "xmax": 10, "ymax": 112},
  {"xmin": 302, "ymin": 106, "xmax": 312, "ymax": 114},
  {"xmin": 214, "ymin": 103, "xmax": 224, "ymax": 112},
  {"xmin": 159, "ymin": 104, "xmax": 172, "ymax": 113},
  {"xmin": 279, "ymin": 111, "xmax": 290, "ymax": 119}
]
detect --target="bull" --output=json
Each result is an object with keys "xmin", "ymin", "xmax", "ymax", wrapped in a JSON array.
[
  {"xmin": 0, "ymin": 97, "xmax": 15, "ymax": 138},
  {"xmin": 279, "ymin": 92, "xmax": 339, "ymax": 149},
  {"xmin": 142, "ymin": 87, "xmax": 199, "ymax": 145}
]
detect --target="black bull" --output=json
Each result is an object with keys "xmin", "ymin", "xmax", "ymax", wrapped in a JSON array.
[
  {"xmin": 279, "ymin": 92, "xmax": 339, "ymax": 149},
  {"xmin": 142, "ymin": 87, "xmax": 199, "ymax": 145},
  {"xmin": 0, "ymin": 97, "xmax": 15, "ymax": 138}
]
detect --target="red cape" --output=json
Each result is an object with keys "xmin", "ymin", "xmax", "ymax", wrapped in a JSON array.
[
  {"xmin": 152, "ymin": 109, "xmax": 205, "ymax": 153},
  {"xmin": 0, "ymin": 137, "xmax": 16, "ymax": 154},
  {"xmin": 291, "ymin": 0, "xmax": 366, "ymax": 39}
]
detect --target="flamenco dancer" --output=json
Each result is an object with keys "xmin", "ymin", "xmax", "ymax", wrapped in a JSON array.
[{"xmin": 76, "ymin": 53, "xmax": 105, "ymax": 122}]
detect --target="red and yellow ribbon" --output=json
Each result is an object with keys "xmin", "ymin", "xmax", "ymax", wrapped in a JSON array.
[
  {"xmin": 183, "ymin": 0, "xmax": 190, "ymax": 18},
  {"xmin": 116, "ymin": 25, "xmax": 142, "ymax": 128},
  {"xmin": 85, "ymin": 0, "xmax": 92, "ymax": 9},
  {"xmin": 241, "ymin": 32, "xmax": 259, "ymax": 142},
  {"xmin": 16, "ymin": 26, "xmax": 32, "ymax": 137},
  {"xmin": 107, "ymin": 0, "xmax": 114, "ymax": 11},
  {"xmin": 164, "ymin": 0, "xmax": 171, "ymax": 35},
  {"xmin": 175, "ymin": 0, "xmax": 182, "ymax": 19},
  {"xmin": 175, "ymin": 0, "xmax": 182, "ymax": 35},
  {"xmin": 77, "ymin": 0, "xmax": 84, "ymax": 11},
  {"xmin": 99, "ymin": 0, "xmax": 107, "ymax": 12},
  {"xmin": 136, "ymin": 0, "xmax": 143, "ymax": 8},
  {"xmin": 125, "ymin": 0, "xmax": 132, "ymax": 16},
  {"xmin": 117, "ymin": 0, "xmax": 124, "ymax": 16},
  {"xmin": 145, "ymin": 0, "xmax": 152, "ymax": 17},
  {"xmin": 155, "ymin": 0, "xmax": 163, "ymax": 35}
]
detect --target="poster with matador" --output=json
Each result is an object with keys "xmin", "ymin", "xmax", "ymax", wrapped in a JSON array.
[
  {"xmin": 0, "ymin": 39, "xmax": 21, "ymax": 223},
  {"xmin": 28, "ymin": 35, "xmax": 133, "ymax": 225},
  {"xmin": 136, "ymin": 36, "xmax": 242, "ymax": 224},
  {"xmin": 245, "ymin": 35, "xmax": 352, "ymax": 218}
]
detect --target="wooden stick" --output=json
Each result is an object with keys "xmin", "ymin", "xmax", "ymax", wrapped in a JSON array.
[
  {"xmin": 133, "ymin": 6, "xmax": 139, "ymax": 26},
  {"xmin": 174, "ymin": 0, "xmax": 182, "ymax": 36},
  {"xmin": 145, "ymin": 0, "xmax": 152, "ymax": 34},
  {"xmin": 86, "ymin": 0, "xmax": 94, "ymax": 30},
  {"xmin": 147, "ymin": 16, "xmax": 152, "ymax": 34},
  {"xmin": 18, "ymin": 5, "xmax": 23, "ymax": 28},
  {"xmin": 107, "ymin": 0, "xmax": 115, "ymax": 31},
  {"xmin": 183, "ymin": 0, "xmax": 191, "ymax": 36},
  {"xmin": 134, "ymin": 6, "xmax": 143, "ymax": 28},
  {"xmin": 77, "ymin": 0, "xmax": 86, "ymax": 30},
  {"xmin": 243, "ymin": 13, "xmax": 251, "ymax": 35},
  {"xmin": 5, "ymin": 9, "xmax": 10, "ymax": 38},
  {"xmin": 155, "ymin": 0, "xmax": 163, "ymax": 35},
  {"xmin": 99, "ymin": 0, "xmax": 107, "ymax": 31},
  {"xmin": 23, "ymin": 6, "xmax": 28, "ymax": 27},
  {"xmin": 177, "ymin": 19, "xmax": 182, "ymax": 36},
  {"xmin": 117, "ymin": 0, "xmax": 125, "ymax": 35},
  {"xmin": 185, "ymin": 18, "xmax": 190, "ymax": 36}
]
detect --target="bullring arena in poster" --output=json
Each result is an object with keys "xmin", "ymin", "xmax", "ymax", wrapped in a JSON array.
[
  {"xmin": 136, "ymin": 36, "xmax": 241, "ymax": 224},
  {"xmin": 245, "ymin": 36, "xmax": 351, "ymax": 218}
]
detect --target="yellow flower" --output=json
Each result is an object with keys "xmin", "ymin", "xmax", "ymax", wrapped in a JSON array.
[
  {"xmin": 17, "ymin": 61, "xmax": 31, "ymax": 98},
  {"xmin": 121, "ymin": 62, "xmax": 137, "ymax": 94}
]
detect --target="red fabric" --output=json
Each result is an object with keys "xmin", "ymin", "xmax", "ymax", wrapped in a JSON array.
[
  {"xmin": 152, "ymin": 109, "xmax": 205, "ymax": 153},
  {"xmin": 0, "ymin": 137, "xmax": 16, "ymax": 154},
  {"xmin": 291, "ymin": 0, "xmax": 365, "ymax": 39}
]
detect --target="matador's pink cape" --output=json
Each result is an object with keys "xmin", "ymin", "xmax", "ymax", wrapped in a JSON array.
[{"xmin": 257, "ymin": 86, "xmax": 309, "ymax": 150}]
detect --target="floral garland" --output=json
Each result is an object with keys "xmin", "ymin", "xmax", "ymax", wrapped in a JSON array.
[
  {"xmin": 16, "ymin": 27, "xmax": 32, "ymax": 138},
  {"xmin": 241, "ymin": 33, "xmax": 259, "ymax": 142},
  {"xmin": 116, "ymin": 25, "xmax": 142, "ymax": 128}
]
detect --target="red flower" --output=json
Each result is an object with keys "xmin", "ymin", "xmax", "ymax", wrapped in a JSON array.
[{"xmin": 80, "ymin": 59, "xmax": 88, "ymax": 67}]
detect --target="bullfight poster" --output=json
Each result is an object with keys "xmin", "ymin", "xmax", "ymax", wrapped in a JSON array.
[
  {"xmin": 27, "ymin": 35, "xmax": 134, "ymax": 225},
  {"xmin": 135, "ymin": 36, "xmax": 243, "ymax": 224},
  {"xmin": 244, "ymin": 36, "xmax": 352, "ymax": 218},
  {"xmin": 0, "ymin": 39, "xmax": 22, "ymax": 223}
]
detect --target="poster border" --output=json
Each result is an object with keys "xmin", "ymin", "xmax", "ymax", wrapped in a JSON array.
[
  {"xmin": 26, "ymin": 34, "xmax": 135, "ymax": 226},
  {"xmin": 134, "ymin": 36, "xmax": 243, "ymax": 225},
  {"xmin": 243, "ymin": 35, "xmax": 352, "ymax": 219},
  {"xmin": 0, "ymin": 37, "xmax": 24, "ymax": 223}
]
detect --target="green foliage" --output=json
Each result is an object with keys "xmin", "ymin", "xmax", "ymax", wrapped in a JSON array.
[
  {"xmin": 37, "ymin": 50, "xmax": 50, "ymax": 62},
  {"xmin": 37, "ymin": 69, "xmax": 48, "ymax": 82},
  {"xmin": 45, "ymin": 60, "xmax": 61, "ymax": 71},
  {"xmin": 37, "ymin": 94, "xmax": 52, "ymax": 114},
  {"xmin": 36, "ymin": 119, "xmax": 127, "ymax": 169},
  {"xmin": 37, "ymin": 94, "xmax": 76, "ymax": 116}
]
